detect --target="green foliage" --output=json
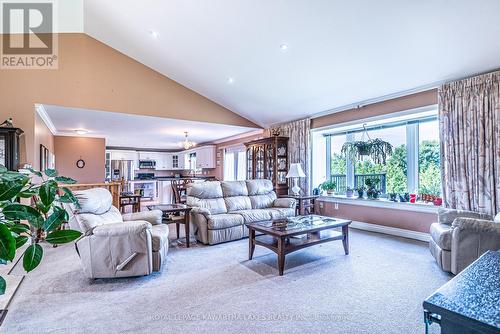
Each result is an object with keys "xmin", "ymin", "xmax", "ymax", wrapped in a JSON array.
[
  {"xmin": 0, "ymin": 167, "xmax": 82, "ymax": 295},
  {"xmin": 331, "ymin": 140, "xmax": 441, "ymax": 196},
  {"xmin": 320, "ymin": 181, "xmax": 337, "ymax": 191},
  {"xmin": 419, "ymin": 164, "xmax": 441, "ymax": 196},
  {"xmin": 341, "ymin": 138, "xmax": 393, "ymax": 164}
]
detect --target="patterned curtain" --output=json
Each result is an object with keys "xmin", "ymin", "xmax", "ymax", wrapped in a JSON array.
[
  {"xmin": 439, "ymin": 70, "xmax": 500, "ymax": 215},
  {"xmin": 271, "ymin": 118, "xmax": 311, "ymax": 194}
]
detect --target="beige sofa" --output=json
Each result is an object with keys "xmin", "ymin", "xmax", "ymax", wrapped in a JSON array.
[
  {"xmin": 429, "ymin": 208, "xmax": 500, "ymax": 274},
  {"xmin": 187, "ymin": 180, "xmax": 296, "ymax": 245},
  {"xmin": 64, "ymin": 188, "xmax": 169, "ymax": 278}
]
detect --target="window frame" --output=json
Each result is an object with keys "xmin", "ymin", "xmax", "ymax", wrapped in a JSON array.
[{"xmin": 319, "ymin": 106, "xmax": 439, "ymax": 197}]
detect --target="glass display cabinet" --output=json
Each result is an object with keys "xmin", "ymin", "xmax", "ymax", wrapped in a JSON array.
[
  {"xmin": 244, "ymin": 136, "xmax": 289, "ymax": 195},
  {"xmin": 0, "ymin": 127, "xmax": 23, "ymax": 171}
]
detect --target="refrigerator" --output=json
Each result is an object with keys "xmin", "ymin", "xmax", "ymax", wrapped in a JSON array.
[{"xmin": 111, "ymin": 160, "xmax": 134, "ymax": 192}]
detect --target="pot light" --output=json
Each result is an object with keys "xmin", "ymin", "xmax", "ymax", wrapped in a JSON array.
[
  {"xmin": 227, "ymin": 77, "xmax": 235, "ymax": 84},
  {"xmin": 75, "ymin": 129, "xmax": 88, "ymax": 135},
  {"xmin": 149, "ymin": 30, "xmax": 159, "ymax": 39},
  {"xmin": 280, "ymin": 43, "xmax": 289, "ymax": 51}
]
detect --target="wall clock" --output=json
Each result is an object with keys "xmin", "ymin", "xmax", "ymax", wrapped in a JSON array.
[{"xmin": 76, "ymin": 159, "xmax": 85, "ymax": 169}]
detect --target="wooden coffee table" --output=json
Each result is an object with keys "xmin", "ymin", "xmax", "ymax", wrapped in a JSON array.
[{"xmin": 246, "ymin": 215, "xmax": 351, "ymax": 275}]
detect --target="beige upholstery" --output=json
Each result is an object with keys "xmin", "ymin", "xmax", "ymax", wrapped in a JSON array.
[
  {"xmin": 188, "ymin": 180, "xmax": 296, "ymax": 245},
  {"xmin": 65, "ymin": 188, "xmax": 169, "ymax": 278},
  {"xmin": 429, "ymin": 208, "xmax": 500, "ymax": 274}
]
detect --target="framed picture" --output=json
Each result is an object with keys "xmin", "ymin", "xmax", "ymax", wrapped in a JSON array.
[{"xmin": 40, "ymin": 144, "xmax": 49, "ymax": 171}]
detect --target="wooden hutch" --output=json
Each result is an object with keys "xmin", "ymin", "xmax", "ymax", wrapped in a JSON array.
[{"xmin": 244, "ymin": 136, "xmax": 289, "ymax": 196}]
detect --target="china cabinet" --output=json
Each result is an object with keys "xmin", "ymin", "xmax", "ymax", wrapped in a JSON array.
[
  {"xmin": 0, "ymin": 127, "xmax": 23, "ymax": 170},
  {"xmin": 244, "ymin": 136, "xmax": 288, "ymax": 195}
]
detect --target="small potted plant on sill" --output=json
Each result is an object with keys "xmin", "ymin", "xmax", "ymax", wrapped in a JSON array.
[
  {"xmin": 320, "ymin": 181, "xmax": 336, "ymax": 195},
  {"xmin": 365, "ymin": 177, "xmax": 381, "ymax": 200},
  {"xmin": 388, "ymin": 192, "xmax": 398, "ymax": 202},
  {"xmin": 356, "ymin": 186, "xmax": 365, "ymax": 199},
  {"xmin": 346, "ymin": 187, "xmax": 354, "ymax": 198}
]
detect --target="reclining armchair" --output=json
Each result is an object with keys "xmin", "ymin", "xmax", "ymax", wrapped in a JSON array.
[
  {"xmin": 429, "ymin": 208, "xmax": 500, "ymax": 274},
  {"xmin": 64, "ymin": 188, "xmax": 169, "ymax": 278}
]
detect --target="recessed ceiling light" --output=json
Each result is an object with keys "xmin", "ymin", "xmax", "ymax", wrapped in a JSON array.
[
  {"xmin": 280, "ymin": 43, "xmax": 289, "ymax": 51},
  {"xmin": 227, "ymin": 77, "xmax": 235, "ymax": 84},
  {"xmin": 75, "ymin": 129, "xmax": 88, "ymax": 135},
  {"xmin": 149, "ymin": 30, "xmax": 159, "ymax": 39}
]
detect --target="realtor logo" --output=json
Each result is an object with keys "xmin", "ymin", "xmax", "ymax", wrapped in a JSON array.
[{"xmin": 1, "ymin": 0, "xmax": 58, "ymax": 69}]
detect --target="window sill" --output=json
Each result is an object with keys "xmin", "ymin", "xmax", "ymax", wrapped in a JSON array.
[{"xmin": 318, "ymin": 195, "xmax": 440, "ymax": 214}]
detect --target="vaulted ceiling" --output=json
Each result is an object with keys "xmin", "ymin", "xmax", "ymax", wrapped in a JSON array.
[{"xmin": 83, "ymin": 0, "xmax": 500, "ymax": 127}]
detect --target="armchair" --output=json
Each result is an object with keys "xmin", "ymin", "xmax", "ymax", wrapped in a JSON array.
[
  {"xmin": 429, "ymin": 208, "xmax": 500, "ymax": 274},
  {"xmin": 65, "ymin": 188, "xmax": 169, "ymax": 278}
]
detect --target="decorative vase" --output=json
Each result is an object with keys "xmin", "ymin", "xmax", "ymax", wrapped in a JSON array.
[
  {"xmin": 357, "ymin": 191, "xmax": 364, "ymax": 199},
  {"xmin": 433, "ymin": 197, "xmax": 443, "ymax": 206},
  {"xmin": 346, "ymin": 189, "xmax": 353, "ymax": 198},
  {"xmin": 326, "ymin": 189, "xmax": 334, "ymax": 195}
]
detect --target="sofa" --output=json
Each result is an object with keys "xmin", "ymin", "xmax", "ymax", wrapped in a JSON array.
[
  {"xmin": 429, "ymin": 207, "xmax": 500, "ymax": 274},
  {"xmin": 64, "ymin": 188, "xmax": 169, "ymax": 278},
  {"xmin": 187, "ymin": 180, "xmax": 296, "ymax": 245}
]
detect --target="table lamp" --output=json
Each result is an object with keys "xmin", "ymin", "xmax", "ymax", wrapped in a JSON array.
[{"xmin": 286, "ymin": 163, "xmax": 306, "ymax": 196}]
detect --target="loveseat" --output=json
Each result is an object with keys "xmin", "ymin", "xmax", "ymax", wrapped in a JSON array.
[{"xmin": 187, "ymin": 180, "xmax": 296, "ymax": 245}]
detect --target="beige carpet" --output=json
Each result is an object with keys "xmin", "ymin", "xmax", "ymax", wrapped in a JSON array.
[{"xmin": 1, "ymin": 229, "xmax": 450, "ymax": 334}]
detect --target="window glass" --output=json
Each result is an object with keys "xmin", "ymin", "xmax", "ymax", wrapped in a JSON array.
[{"xmin": 418, "ymin": 120, "xmax": 441, "ymax": 196}]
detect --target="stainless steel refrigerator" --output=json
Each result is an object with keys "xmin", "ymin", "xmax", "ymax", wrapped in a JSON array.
[{"xmin": 111, "ymin": 160, "xmax": 134, "ymax": 192}]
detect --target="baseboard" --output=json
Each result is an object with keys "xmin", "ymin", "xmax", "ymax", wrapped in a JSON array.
[{"xmin": 350, "ymin": 221, "xmax": 430, "ymax": 242}]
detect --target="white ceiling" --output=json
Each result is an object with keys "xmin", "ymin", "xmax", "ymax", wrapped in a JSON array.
[
  {"xmin": 42, "ymin": 104, "xmax": 259, "ymax": 149},
  {"xmin": 83, "ymin": 0, "xmax": 500, "ymax": 127}
]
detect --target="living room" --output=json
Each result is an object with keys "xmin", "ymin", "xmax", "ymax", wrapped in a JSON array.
[{"xmin": 0, "ymin": 1, "xmax": 499, "ymax": 333}]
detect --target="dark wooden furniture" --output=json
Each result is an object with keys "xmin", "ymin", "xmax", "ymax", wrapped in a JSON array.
[
  {"xmin": 423, "ymin": 250, "xmax": 500, "ymax": 334},
  {"xmin": 171, "ymin": 179, "xmax": 194, "ymax": 204},
  {"xmin": 0, "ymin": 127, "xmax": 23, "ymax": 171},
  {"xmin": 119, "ymin": 194, "xmax": 141, "ymax": 213},
  {"xmin": 244, "ymin": 136, "xmax": 289, "ymax": 196},
  {"xmin": 280, "ymin": 194, "xmax": 318, "ymax": 215},
  {"xmin": 148, "ymin": 204, "xmax": 193, "ymax": 247},
  {"xmin": 246, "ymin": 215, "xmax": 351, "ymax": 275}
]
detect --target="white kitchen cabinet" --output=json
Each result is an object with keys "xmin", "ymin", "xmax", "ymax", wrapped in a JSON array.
[
  {"xmin": 158, "ymin": 180, "xmax": 174, "ymax": 204},
  {"xmin": 195, "ymin": 146, "xmax": 216, "ymax": 169},
  {"xmin": 109, "ymin": 150, "xmax": 138, "ymax": 161},
  {"xmin": 171, "ymin": 153, "xmax": 185, "ymax": 170},
  {"xmin": 138, "ymin": 151, "xmax": 161, "ymax": 161},
  {"xmin": 156, "ymin": 153, "xmax": 173, "ymax": 170}
]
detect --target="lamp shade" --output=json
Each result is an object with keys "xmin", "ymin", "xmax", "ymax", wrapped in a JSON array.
[{"xmin": 286, "ymin": 163, "xmax": 306, "ymax": 178}]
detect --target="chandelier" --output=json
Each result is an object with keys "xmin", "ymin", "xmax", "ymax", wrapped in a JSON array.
[{"xmin": 180, "ymin": 131, "xmax": 196, "ymax": 150}]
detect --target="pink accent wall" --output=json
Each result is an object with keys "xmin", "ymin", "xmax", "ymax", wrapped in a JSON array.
[{"xmin": 316, "ymin": 200, "xmax": 436, "ymax": 233}]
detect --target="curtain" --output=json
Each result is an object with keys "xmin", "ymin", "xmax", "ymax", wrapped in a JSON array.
[
  {"xmin": 439, "ymin": 70, "xmax": 500, "ymax": 215},
  {"xmin": 223, "ymin": 152, "xmax": 235, "ymax": 181},
  {"xmin": 271, "ymin": 118, "xmax": 311, "ymax": 194}
]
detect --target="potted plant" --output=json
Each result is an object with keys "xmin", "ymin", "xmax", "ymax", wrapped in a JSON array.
[
  {"xmin": 388, "ymin": 193, "xmax": 398, "ymax": 202},
  {"xmin": 365, "ymin": 177, "xmax": 381, "ymax": 200},
  {"xmin": 356, "ymin": 186, "xmax": 365, "ymax": 199},
  {"xmin": 320, "ymin": 181, "xmax": 336, "ymax": 195},
  {"xmin": 346, "ymin": 187, "xmax": 354, "ymax": 198},
  {"xmin": 0, "ymin": 166, "xmax": 82, "ymax": 294},
  {"xmin": 341, "ymin": 138, "xmax": 393, "ymax": 164}
]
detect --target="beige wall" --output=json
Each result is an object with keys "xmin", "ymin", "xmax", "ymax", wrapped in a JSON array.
[
  {"xmin": 311, "ymin": 89, "xmax": 438, "ymax": 129},
  {"xmin": 34, "ymin": 112, "xmax": 54, "ymax": 171},
  {"xmin": 0, "ymin": 33, "xmax": 259, "ymax": 167},
  {"xmin": 316, "ymin": 200, "xmax": 435, "ymax": 233},
  {"xmin": 54, "ymin": 136, "xmax": 105, "ymax": 183}
]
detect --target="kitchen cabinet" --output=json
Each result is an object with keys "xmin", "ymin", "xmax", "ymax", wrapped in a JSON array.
[
  {"xmin": 156, "ymin": 153, "xmax": 173, "ymax": 170},
  {"xmin": 171, "ymin": 153, "xmax": 185, "ymax": 170},
  {"xmin": 158, "ymin": 180, "xmax": 174, "ymax": 204},
  {"xmin": 138, "ymin": 151, "xmax": 161, "ymax": 161},
  {"xmin": 110, "ymin": 150, "xmax": 137, "ymax": 161},
  {"xmin": 195, "ymin": 146, "xmax": 216, "ymax": 169}
]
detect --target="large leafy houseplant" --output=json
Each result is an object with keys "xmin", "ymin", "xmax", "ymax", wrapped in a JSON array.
[{"xmin": 0, "ymin": 166, "xmax": 82, "ymax": 294}]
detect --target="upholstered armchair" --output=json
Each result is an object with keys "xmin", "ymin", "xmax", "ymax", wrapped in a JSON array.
[
  {"xmin": 429, "ymin": 208, "xmax": 500, "ymax": 274},
  {"xmin": 64, "ymin": 188, "xmax": 169, "ymax": 278}
]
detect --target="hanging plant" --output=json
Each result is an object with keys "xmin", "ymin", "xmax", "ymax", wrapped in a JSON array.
[{"xmin": 340, "ymin": 125, "xmax": 393, "ymax": 164}]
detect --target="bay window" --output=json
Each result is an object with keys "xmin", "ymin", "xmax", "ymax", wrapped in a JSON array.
[{"xmin": 313, "ymin": 108, "xmax": 441, "ymax": 199}]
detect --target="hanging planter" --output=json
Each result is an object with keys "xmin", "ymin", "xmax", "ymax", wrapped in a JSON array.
[{"xmin": 340, "ymin": 125, "xmax": 393, "ymax": 164}]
